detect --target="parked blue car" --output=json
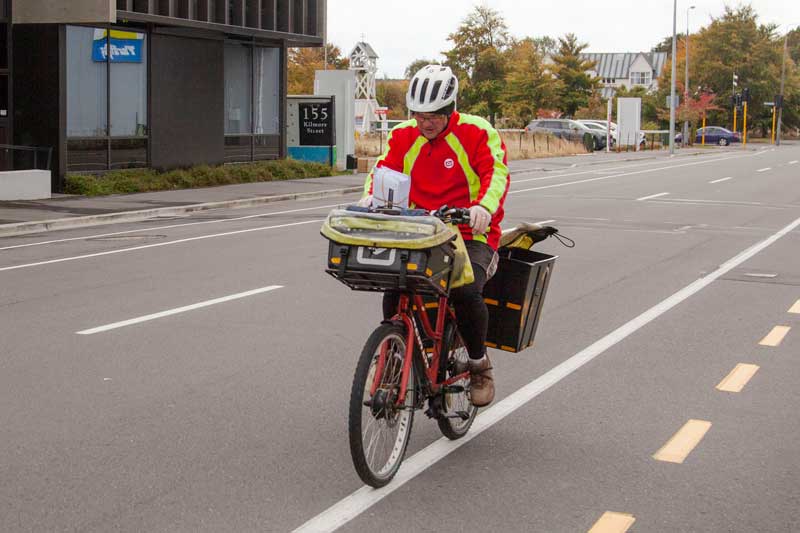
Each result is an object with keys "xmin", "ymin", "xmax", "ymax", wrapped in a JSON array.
[{"xmin": 676, "ymin": 127, "xmax": 741, "ymax": 146}]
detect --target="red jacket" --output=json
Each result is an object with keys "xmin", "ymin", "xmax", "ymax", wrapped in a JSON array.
[{"xmin": 364, "ymin": 111, "xmax": 510, "ymax": 249}]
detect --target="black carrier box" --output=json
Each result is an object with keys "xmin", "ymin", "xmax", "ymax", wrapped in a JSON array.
[
  {"xmin": 483, "ymin": 248, "xmax": 557, "ymax": 353},
  {"xmin": 327, "ymin": 241, "xmax": 455, "ymax": 295}
]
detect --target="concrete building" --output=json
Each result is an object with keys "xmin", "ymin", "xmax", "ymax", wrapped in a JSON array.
[
  {"xmin": 581, "ymin": 52, "xmax": 668, "ymax": 99},
  {"xmin": 3, "ymin": 0, "xmax": 325, "ymax": 190}
]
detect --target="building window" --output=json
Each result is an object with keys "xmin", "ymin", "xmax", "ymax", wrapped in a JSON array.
[
  {"xmin": 631, "ymin": 71, "xmax": 651, "ymax": 85},
  {"xmin": 224, "ymin": 41, "xmax": 281, "ymax": 162},
  {"xmin": 66, "ymin": 26, "xmax": 148, "ymax": 171}
]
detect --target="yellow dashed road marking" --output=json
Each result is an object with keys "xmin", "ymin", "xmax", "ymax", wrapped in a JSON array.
[
  {"xmin": 759, "ymin": 326, "xmax": 791, "ymax": 347},
  {"xmin": 653, "ymin": 419, "xmax": 712, "ymax": 464},
  {"xmin": 789, "ymin": 300, "xmax": 800, "ymax": 314},
  {"xmin": 716, "ymin": 363, "xmax": 760, "ymax": 392},
  {"xmin": 588, "ymin": 512, "xmax": 636, "ymax": 533}
]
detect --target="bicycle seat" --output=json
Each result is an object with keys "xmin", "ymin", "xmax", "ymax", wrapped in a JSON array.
[{"xmin": 499, "ymin": 222, "xmax": 558, "ymax": 250}]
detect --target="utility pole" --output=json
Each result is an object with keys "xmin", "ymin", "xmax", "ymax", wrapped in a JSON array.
[
  {"xmin": 683, "ymin": 5, "xmax": 695, "ymax": 147},
  {"xmin": 776, "ymin": 32, "xmax": 788, "ymax": 146},
  {"xmin": 669, "ymin": 0, "xmax": 677, "ymax": 155}
]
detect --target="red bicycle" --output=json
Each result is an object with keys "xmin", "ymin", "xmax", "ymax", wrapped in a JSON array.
[
  {"xmin": 323, "ymin": 206, "xmax": 477, "ymax": 487},
  {"xmin": 323, "ymin": 205, "xmax": 565, "ymax": 487}
]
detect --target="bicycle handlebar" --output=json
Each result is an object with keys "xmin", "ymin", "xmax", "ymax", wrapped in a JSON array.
[{"xmin": 432, "ymin": 205, "xmax": 471, "ymax": 225}]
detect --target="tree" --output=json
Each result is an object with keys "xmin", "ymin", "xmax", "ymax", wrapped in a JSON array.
[
  {"xmin": 376, "ymin": 79, "xmax": 409, "ymax": 119},
  {"xmin": 404, "ymin": 59, "xmax": 441, "ymax": 79},
  {"xmin": 443, "ymin": 5, "xmax": 509, "ymax": 124},
  {"xmin": 551, "ymin": 33, "xmax": 598, "ymax": 117},
  {"xmin": 659, "ymin": 6, "xmax": 799, "ymax": 131},
  {"xmin": 287, "ymin": 44, "xmax": 348, "ymax": 95},
  {"xmin": 500, "ymin": 38, "xmax": 560, "ymax": 126}
]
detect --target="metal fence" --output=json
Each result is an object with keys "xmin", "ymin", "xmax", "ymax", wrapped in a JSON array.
[{"xmin": 0, "ymin": 144, "xmax": 54, "ymax": 171}]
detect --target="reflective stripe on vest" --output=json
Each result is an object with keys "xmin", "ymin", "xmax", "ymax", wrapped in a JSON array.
[{"xmin": 457, "ymin": 114, "xmax": 509, "ymax": 214}]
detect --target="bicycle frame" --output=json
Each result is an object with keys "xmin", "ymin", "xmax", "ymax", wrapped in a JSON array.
[{"xmin": 369, "ymin": 292, "xmax": 469, "ymax": 406}]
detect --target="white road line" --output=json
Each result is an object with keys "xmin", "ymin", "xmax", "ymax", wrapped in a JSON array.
[
  {"xmin": 709, "ymin": 177, "xmax": 732, "ymax": 184},
  {"xmin": 0, "ymin": 152, "xmax": 762, "ymax": 272},
  {"xmin": 511, "ymin": 157, "xmax": 718, "ymax": 183},
  {"xmin": 292, "ymin": 213, "xmax": 800, "ymax": 533},
  {"xmin": 0, "ymin": 203, "xmax": 344, "ymax": 251},
  {"xmin": 789, "ymin": 160, "xmax": 798, "ymax": 165},
  {"xmin": 509, "ymin": 152, "xmax": 758, "ymax": 196},
  {"xmin": 636, "ymin": 192, "xmax": 669, "ymax": 201},
  {"xmin": 0, "ymin": 219, "xmax": 320, "ymax": 272},
  {"xmin": 76, "ymin": 285, "xmax": 283, "ymax": 335},
  {"xmin": 756, "ymin": 167, "xmax": 772, "ymax": 172}
]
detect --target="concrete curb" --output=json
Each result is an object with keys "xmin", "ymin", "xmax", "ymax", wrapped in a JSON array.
[{"xmin": 0, "ymin": 185, "xmax": 363, "ymax": 238}]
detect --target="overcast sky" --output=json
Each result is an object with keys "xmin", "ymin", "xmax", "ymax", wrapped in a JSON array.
[{"xmin": 327, "ymin": 1, "xmax": 800, "ymax": 79}]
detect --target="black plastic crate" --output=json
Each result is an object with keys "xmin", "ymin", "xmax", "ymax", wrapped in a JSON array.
[
  {"xmin": 483, "ymin": 248, "xmax": 557, "ymax": 353},
  {"xmin": 326, "ymin": 241, "xmax": 455, "ymax": 295}
]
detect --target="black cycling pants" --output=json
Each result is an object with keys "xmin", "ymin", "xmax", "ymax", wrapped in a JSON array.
[{"xmin": 382, "ymin": 241, "xmax": 494, "ymax": 360}]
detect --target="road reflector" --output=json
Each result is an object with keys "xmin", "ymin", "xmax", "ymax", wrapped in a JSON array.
[
  {"xmin": 789, "ymin": 300, "xmax": 800, "ymax": 314},
  {"xmin": 716, "ymin": 363, "xmax": 759, "ymax": 392},
  {"xmin": 653, "ymin": 419, "xmax": 712, "ymax": 464},
  {"xmin": 759, "ymin": 325, "xmax": 791, "ymax": 346},
  {"xmin": 588, "ymin": 511, "xmax": 636, "ymax": 533}
]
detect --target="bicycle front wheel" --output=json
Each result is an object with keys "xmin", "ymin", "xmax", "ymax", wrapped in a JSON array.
[
  {"xmin": 436, "ymin": 321, "xmax": 478, "ymax": 439},
  {"xmin": 348, "ymin": 323, "xmax": 416, "ymax": 487}
]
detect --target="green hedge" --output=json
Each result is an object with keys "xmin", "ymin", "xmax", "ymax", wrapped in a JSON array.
[{"xmin": 65, "ymin": 159, "xmax": 339, "ymax": 196}]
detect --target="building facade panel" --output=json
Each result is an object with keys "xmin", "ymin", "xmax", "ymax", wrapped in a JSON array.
[
  {"xmin": 150, "ymin": 32, "xmax": 225, "ymax": 169},
  {"xmin": 5, "ymin": 0, "xmax": 324, "ymax": 189},
  {"xmin": 12, "ymin": 0, "xmax": 116, "ymax": 24}
]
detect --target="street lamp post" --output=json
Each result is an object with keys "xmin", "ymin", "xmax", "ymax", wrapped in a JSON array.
[
  {"xmin": 683, "ymin": 5, "xmax": 695, "ymax": 147},
  {"xmin": 776, "ymin": 31, "xmax": 789, "ymax": 146},
  {"xmin": 669, "ymin": 0, "xmax": 678, "ymax": 155}
]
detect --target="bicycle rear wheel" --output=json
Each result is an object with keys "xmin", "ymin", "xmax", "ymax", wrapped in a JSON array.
[
  {"xmin": 436, "ymin": 321, "xmax": 478, "ymax": 439},
  {"xmin": 348, "ymin": 323, "xmax": 416, "ymax": 487}
]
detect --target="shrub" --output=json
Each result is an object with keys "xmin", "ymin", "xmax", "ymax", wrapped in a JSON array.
[{"xmin": 66, "ymin": 159, "xmax": 339, "ymax": 196}]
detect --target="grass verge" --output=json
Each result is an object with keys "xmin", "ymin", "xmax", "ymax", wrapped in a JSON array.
[{"xmin": 65, "ymin": 159, "xmax": 339, "ymax": 196}]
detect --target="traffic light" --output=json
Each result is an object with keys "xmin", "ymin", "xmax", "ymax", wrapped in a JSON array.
[
  {"xmin": 742, "ymin": 88, "xmax": 750, "ymax": 103},
  {"xmin": 775, "ymin": 94, "xmax": 784, "ymax": 109}
]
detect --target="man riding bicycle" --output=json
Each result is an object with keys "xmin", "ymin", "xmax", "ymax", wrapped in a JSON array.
[{"xmin": 359, "ymin": 64, "xmax": 510, "ymax": 407}]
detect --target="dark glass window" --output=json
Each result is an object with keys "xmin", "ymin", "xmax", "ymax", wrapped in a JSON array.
[
  {"xmin": 66, "ymin": 26, "xmax": 108, "ymax": 137},
  {"xmin": 111, "ymin": 138, "xmax": 148, "ymax": 169},
  {"xmin": 0, "ymin": 24, "xmax": 7, "ymax": 69},
  {"xmin": 66, "ymin": 26, "xmax": 149, "ymax": 171},
  {"xmin": 67, "ymin": 139, "xmax": 109, "ymax": 171},
  {"xmin": 225, "ymin": 135, "xmax": 251, "ymax": 162},
  {"xmin": 225, "ymin": 43, "xmax": 252, "ymax": 134},
  {"xmin": 224, "ymin": 43, "xmax": 281, "ymax": 163}
]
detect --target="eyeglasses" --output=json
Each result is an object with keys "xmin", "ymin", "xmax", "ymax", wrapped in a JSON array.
[{"xmin": 413, "ymin": 113, "xmax": 447, "ymax": 125}]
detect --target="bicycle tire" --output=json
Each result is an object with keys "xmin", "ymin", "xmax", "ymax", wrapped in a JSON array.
[
  {"xmin": 348, "ymin": 323, "xmax": 416, "ymax": 487},
  {"xmin": 436, "ymin": 321, "xmax": 478, "ymax": 439}
]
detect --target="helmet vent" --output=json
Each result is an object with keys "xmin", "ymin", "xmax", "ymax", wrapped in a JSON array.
[
  {"xmin": 419, "ymin": 79, "xmax": 430, "ymax": 103},
  {"xmin": 410, "ymin": 78, "xmax": 418, "ymax": 99},
  {"xmin": 443, "ymin": 78, "xmax": 456, "ymax": 100},
  {"xmin": 430, "ymin": 80, "xmax": 442, "ymax": 102}
]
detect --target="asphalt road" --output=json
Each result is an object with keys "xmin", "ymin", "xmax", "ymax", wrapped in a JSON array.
[{"xmin": 1, "ymin": 145, "xmax": 799, "ymax": 532}]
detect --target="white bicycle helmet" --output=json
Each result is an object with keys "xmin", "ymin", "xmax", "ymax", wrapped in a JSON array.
[{"xmin": 406, "ymin": 65, "xmax": 459, "ymax": 113}]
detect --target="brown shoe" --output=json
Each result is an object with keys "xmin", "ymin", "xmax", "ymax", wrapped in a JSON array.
[{"xmin": 468, "ymin": 355, "xmax": 495, "ymax": 407}]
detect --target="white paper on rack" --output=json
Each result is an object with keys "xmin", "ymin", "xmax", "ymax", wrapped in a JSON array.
[{"xmin": 371, "ymin": 166, "xmax": 411, "ymax": 208}]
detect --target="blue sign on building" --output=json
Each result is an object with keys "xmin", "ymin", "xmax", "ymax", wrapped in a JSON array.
[{"xmin": 92, "ymin": 31, "xmax": 143, "ymax": 63}]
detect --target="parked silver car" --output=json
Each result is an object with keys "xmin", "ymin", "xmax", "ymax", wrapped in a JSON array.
[{"xmin": 525, "ymin": 119, "xmax": 607, "ymax": 151}]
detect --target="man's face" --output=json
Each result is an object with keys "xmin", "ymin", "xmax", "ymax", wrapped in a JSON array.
[{"xmin": 414, "ymin": 113, "xmax": 449, "ymax": 140}]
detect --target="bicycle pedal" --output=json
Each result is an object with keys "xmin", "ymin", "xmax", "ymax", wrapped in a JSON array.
[{"xmin": 441, "ymin": 385, "xmax": 465, "ymax": 393}]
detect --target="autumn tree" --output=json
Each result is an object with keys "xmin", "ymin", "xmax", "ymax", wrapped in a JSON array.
[
  {"xmin": 287, "ymin": 44, "xmax": 348, "ymax": 95},
  {"xmin": 404, "ymin": 59, "xmax": 441, "ymax": 79},
  {"xmin": 659, "ymin": 6, "xmax": 799, "ymax": 132},
  {"xmin": 376, "ymin": 79, "xmax": 410, "ymax": 119},
  {"xmin": 551, "ymin": 33, "xmax": 598, "ymax": 117},
  {"xmin": 443, "ymin": 5, "xmax": 509, "ymax": 124},
  {"xmin": 500, "ymin": 38, "xmax": 560, "ymax": 126}
]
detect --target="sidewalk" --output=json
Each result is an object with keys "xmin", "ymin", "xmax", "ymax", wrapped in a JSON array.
[{"xmin": 0, "ymin": 147, "xmax": 739, "ymax": 238}]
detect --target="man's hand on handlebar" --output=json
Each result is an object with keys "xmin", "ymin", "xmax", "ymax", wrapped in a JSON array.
[{"xmin": 469, "ymin": 205, "xmax": 491, "ymax": 235}]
